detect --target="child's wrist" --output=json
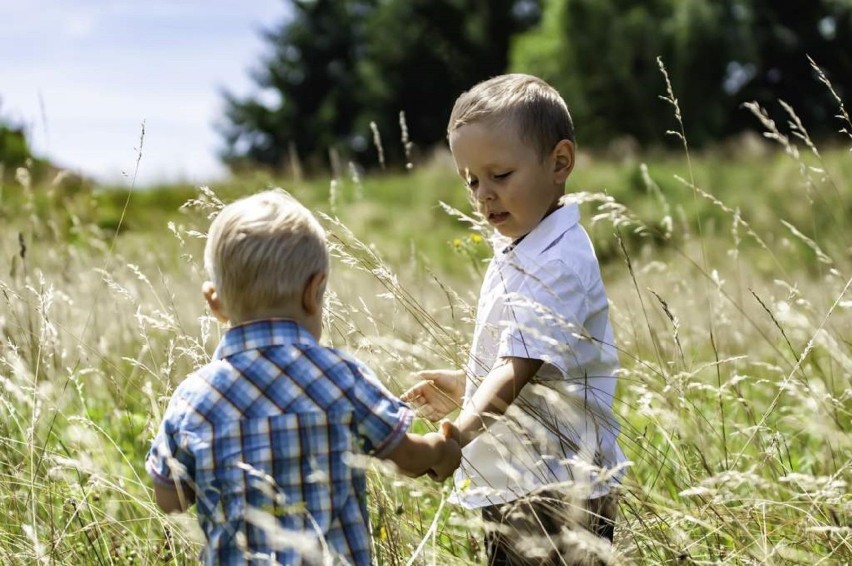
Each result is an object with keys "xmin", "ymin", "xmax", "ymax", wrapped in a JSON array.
[
  {"xmin": 451, "ymin": 371, "xmax": 466, "ymax": 396},
  {"xmin": 454, "ymin": 413, "xmax": 485, "ymax": 447}
]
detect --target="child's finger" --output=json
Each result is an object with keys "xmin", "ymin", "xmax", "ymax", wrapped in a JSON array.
[
  {"xmin": 400, "ymin": 388, "xmax": 421, "ymax": 402},
  {"xmin": 400, "ymin": 380, "xmax": 433, "ymax": 401},
  {"xmin": 402, "ymin": 391, "xmax": 424, "ymax": 405},
  {"xmin": 439, "ymin": 419, "xmax": 460, "ymax": 442}
]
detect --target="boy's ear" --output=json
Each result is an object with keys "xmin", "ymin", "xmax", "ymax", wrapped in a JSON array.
[
  {"xmin": 302, "ymin": 272, "xmax": 328, "ymax": 316},
  {"xmin": 202, "ymin": 281, "xmax": 229, "ymax": 323},
  {"xmin": 551, "ymin": 139, "xmax": 575, "ymax": 183}
]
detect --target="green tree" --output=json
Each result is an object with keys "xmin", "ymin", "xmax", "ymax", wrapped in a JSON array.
[
  {"xmin": 219, "ymin": 0, "xmax": 541, "ymax": 173},
  {"xmin": 356, "ymin": 0, "xmax": 540, "ymax": 165},
  {"xmin": 0, "ymin": 108, "xmax": 73, "ymax": 187},
  {"xmin": 727, "ymin": 0, "xmax": 852, "ymax": 136},
  {"xmin": 511, "ymin": 0, "xmax": 851, "ymax": 148},
  {"xmin": 511, "ymin": 0, "xmax": 741, "ymax": 147},
  {"xmin": 219, "ymin": 0, "xmax": 377, "ymax": 173},
  {"xmin": 0, "ymin": 121, "xmax": 32, "ymax": 171}
]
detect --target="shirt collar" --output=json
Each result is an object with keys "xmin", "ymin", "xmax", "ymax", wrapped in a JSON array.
[
  {"xmin": 214, "ymin": 319, "xmax": 317, "ymax": 359},
  {"xmin": 502, "ymin": 201, "xmax": 580, "ymax": 257}
]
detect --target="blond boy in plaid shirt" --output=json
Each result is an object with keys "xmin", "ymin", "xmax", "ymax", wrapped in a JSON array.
[{"xmin": 147, "ymin": 190, "xmax": 460, "ymax": 565}]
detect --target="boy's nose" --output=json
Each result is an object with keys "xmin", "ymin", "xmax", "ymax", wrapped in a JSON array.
[{"xmin": 474, "ymin": 183, "xmax": 495, "ymax": 202}]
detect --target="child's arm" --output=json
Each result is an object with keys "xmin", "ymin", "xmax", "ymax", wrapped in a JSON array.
[
  {"xmin": 452, "ymin": 356, "xmax": 542, "ymax": 447},
  {"xmin": 400, "ymin": 369, "xmax": 465, "ymax": 421},
  {"xmin": 152, "ymin": 481, "xmax": 195, "ymax": 514},
  {"xmin": 383, "ymin": 431, "xmax": 462, "ymax": 481}
]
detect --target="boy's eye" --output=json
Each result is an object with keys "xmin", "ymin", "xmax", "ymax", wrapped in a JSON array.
[
  {"xmin": 494, "ymin": 172, "xmax": 512, "ymax": 180},
  {"xmin": 465, "ymin": 178, "xmax": 479, "ymax": 189}
]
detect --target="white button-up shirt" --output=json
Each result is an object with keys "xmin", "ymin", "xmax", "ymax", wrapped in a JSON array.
[{"xmin": 452, "ymin": 203, "xmax": 626, "ymax": 508}]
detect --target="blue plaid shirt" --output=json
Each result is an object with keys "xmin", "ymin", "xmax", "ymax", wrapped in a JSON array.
[{"xmin": 146, "ymin": 320, "xmax": 413, "ymax": 565}]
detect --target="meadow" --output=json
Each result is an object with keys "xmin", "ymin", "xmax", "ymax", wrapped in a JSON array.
[{"xmin": 0, "ymin": 96, "xmax": 850, "ymax": 564}]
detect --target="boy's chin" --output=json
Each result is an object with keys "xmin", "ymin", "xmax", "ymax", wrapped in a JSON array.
[{"xmin": 495, "ymin": 227, "xmax": 520, "ymax": 240}]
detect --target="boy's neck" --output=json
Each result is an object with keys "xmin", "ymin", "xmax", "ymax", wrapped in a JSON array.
[
  {"xmin": 231, "ymin": 310, "xmax": 318, "ymax": 338},
  {"xmin": 231, "ymin": 310, "xmax": 308, "ymax": 327},
  {"xmin": 232, "ymin": 314, "xmax": 301, "ymax": 326},
  {"xmin": 503, "ymin": 200, "xmax": 564, "ymax": 254},
  {"xmin": 543, "ymin": 198, "xmax": 563, "ymax": 220}
]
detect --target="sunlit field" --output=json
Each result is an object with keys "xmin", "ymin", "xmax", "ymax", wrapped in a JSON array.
[{"xmin": 1, "ymin": 91, "xmax": 850, "ymax": 564}]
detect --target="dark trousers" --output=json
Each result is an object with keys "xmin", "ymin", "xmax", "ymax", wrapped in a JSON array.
[{"xmin": 481, "ymin": 490, "xmax": 617, "ymax": 566}]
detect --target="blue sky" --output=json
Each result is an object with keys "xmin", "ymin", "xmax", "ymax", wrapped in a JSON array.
[{"xmin": 0, "ymin": 0, "xmax": 288, "ymax": 187}]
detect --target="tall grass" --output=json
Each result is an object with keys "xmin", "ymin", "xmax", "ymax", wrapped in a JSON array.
[{"xmin": 0, "ymin": 71, "xmax": 850, "ymax": 564}]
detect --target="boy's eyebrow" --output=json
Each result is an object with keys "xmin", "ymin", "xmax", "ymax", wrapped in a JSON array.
[{"xmin": 465, "ymin": 157, "xmax": 514, "ymax": 170}]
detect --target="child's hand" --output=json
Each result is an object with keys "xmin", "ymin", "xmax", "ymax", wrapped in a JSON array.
[
  {"xmin": 401, "ymin": 369, "xmax": 464, "ymax": 422},
  {"xmin": 426, "ymin": 433, "xmax": 461, "ymax": 482},
  {"xmin": 440, "ymin": 419, "xmax": 461, "ymax": 444}
]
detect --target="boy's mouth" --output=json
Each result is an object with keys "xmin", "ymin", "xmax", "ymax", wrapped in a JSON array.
[{"xmin": 488, "ymin": 211, "xmax": 510, "ymax": 225}]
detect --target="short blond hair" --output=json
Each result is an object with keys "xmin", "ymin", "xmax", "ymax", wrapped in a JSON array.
[
  {"xmin": 447, "ymin": 74, "xmax": 575, "ymax": 159},
  {"xmin": 204, "ymin": 189, "xmax": 329, "ymax": 322}
]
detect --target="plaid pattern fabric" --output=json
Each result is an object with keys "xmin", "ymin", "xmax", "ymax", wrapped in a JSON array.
[{"xmin": 146, "ymin": 320, "xmax": 413, "ymax": 565}]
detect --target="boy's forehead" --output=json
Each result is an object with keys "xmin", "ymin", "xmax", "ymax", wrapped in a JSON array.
[{"xmin": 451, "ymin": 122, "xmax": 527, "ymax": 167}]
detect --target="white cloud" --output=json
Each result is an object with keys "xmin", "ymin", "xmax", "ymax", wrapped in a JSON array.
[
  {"xmin": 63, "ymin": 13, "xmax": 98, "ymax": 40},
  {"xmin": 0, "ymin": 0, "xmax": 287, "ymax": 187}
]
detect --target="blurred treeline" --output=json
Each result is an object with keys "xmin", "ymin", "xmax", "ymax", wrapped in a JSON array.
[
  {"xmin": 218, "ymin": 0, "xmax": 852, "ymax": 174},
  {"xmin": 0, "ymin": 101, "xmax": 88, "ymax": 191},
  {"xmin": 0, "ymin": 103, "xmax": 52, "ymax": 183}
]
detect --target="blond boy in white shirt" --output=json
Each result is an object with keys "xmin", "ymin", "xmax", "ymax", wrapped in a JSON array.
[{"xmin": 403, "ymin": 74, "xmax": 626, "ymax": 566}]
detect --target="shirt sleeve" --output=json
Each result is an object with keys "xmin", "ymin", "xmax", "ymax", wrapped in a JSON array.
[
  {"xmin": 145, "ymin": 390, "xmax": 197, "ymax": 487},
  {"xmin": 343, "ymin": 359, "xmax": 413, "ymax": 457},
  {"xmin": 496, "ymin": 257, "xmax": 589, "ymax": 377}
]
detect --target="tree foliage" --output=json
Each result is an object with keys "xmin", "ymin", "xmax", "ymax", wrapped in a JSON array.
[
  {"xmin": 219, "ymin": 0, "xmax": 376, "ymax": 172},
  {"xmin": 728, "ymin": 0, "xmax": 852, "ymax": 134},
  {"xmin": 219, "ymin": 0, "xmax": 852, "ymax": 171},
  {"xmin": 219, "ymin": 0, "xmax": 540, "ymax": 173},
  {"xmin": 511, "ymin": 0, "xmax": 852, "ymax": 147},
  {"xmin": 356, "ymin": 0, "xmax": 540, "ymax": 164},
  {"xmin": 0, "ymin": 118, "xmax": 32, "ymax": 172}
]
